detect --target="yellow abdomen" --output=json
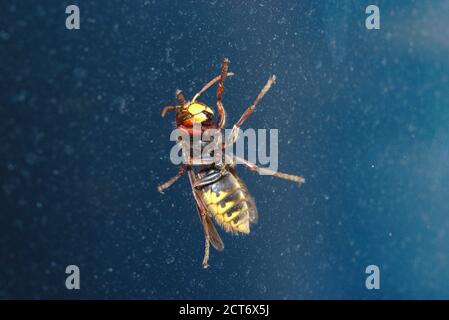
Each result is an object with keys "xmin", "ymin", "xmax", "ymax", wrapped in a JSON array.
[{"xmin": 200, "ymin": 171, "xmax": 258, "ymax": 234}]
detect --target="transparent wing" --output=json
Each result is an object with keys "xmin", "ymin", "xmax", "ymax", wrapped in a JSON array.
[{"xmin": 195, "ymin": 204, "xmax": 224, "ymax": 251}]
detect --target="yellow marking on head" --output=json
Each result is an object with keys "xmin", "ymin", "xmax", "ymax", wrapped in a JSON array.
[
  {"xmin": 186, "ymin": 102, "xmax": 213, "ymax": 115},
  {"xmin": 183, "ymin": 102, "xmax": 214, "ymax": 124}
]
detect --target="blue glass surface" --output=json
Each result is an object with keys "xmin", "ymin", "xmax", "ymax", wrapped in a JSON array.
[{"xmin": 1, "ymin": 1, "xmax": 448, "ymax": 299}]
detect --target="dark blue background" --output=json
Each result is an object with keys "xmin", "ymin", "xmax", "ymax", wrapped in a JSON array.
[{"xmin": 1, "ymin": 1, "xmax": 448, "ymax": 299}]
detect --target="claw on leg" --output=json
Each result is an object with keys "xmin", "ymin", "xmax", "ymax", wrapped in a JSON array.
[{"xmin": 216, "ymin": 58, "xmax": 230, "ymax": 129}]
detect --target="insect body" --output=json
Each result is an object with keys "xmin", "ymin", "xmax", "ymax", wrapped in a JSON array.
[{"xmin": 159, "ymin": 59, "xmax": 304, "ymax": 268}]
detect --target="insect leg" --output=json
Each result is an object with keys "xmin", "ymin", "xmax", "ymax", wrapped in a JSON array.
[
  {"xmin": 216, "ymin": 58, "xmax": 230, "ymax": 129},
  {"xmin": 160, "ymin": 105, "xmax": 179, "ymax": 117},
  {"xmin": 157, "ymin": 164, "xmax": 188, "ymax": 193},
  {"xmin": 233, "ymin": 155, "xmax": 305, "ymax": 185},
  {"xmin": 161, "ymin": 89, "xmax": 187, "ymax": 116},
  {"xmin": 191, "ymin": 72, "xmax": 234, "ymax": 103},
  {"xmin": 176, "ymin": 89, "xmax": 187, "ymax": 106},
  {"xmin": 226, "ymin": 75, "xmax": 276, "ymax": 146}
]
